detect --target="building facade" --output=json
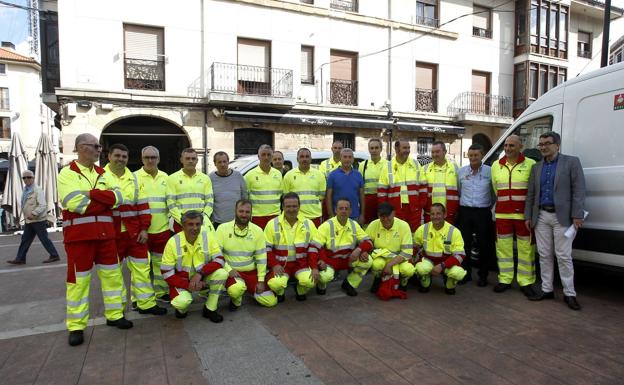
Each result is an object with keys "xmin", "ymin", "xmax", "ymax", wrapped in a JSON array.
[{"xmin": 43, "ymin": 0, "xmax": 620, "ymax": 171}]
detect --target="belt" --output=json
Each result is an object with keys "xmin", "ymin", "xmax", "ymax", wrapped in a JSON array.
[{"xmin": 540, "ymin": 205, "xmax": 556, "ymax": 213}]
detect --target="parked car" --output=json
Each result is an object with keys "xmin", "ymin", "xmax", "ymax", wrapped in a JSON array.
[{"xmin": 230, "ymin": 150, "xmax": 370, "ymax": 176}]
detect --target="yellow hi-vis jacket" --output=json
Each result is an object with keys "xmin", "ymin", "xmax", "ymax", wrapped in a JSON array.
[
  {"xmin": 282, "ymin": 168, "xmax": 326, "ymax": 219},
  {"xmin": 365, "ymin": 217, "xmax": 413, "ymax": 260},
  {"xmin": 135, "ymin": 167, "xmax": 169, "ymax": 234},
  {"xmin": 423, "ymin": 160, "xmax": 460, "ymax": 221},
  {"xmin": 160, "ymin": 229, "xmax": 225, "ymax": 289},
  {"xmin": 358, "ymin": 158, "xmax": 388, "ymax": 195},
  {"xmin": 314, "ymin": 217, "xmax": 373, "ymax": 260},
  {"xmin": 214, "ymin": 220, "xmax": 268, "ymax": 281},
  {"xmin": 413, "ymin": 221, "xmax": 465, "ymax": 268},
  {"xmin": 319, "ymin": 157, "xmax": 340, "ymax": 178},
  {"xmin": 264, "ymin": 214, "xmax": 320, "ymax": 270},
  {"xmin": 166, "ymin": 169, "xmax": 214, "ymax": 225},
  {"xmin": 491, "ymin": 154, "xmax": 535, "ymax": 220},
  {"xmin": 244, "ymin": 166, "xmax": 283, "ymax": 217},
  {"xmin": 102, "ymin": 164, "xmax": 150, "ymax": 236}
]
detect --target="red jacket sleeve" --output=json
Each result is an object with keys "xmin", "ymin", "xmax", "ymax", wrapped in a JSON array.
[
  {"xmin": 201, "ymin": 258, "xmax": 225, "ymax": 276},
  {"xmin": 84, "ymin": 201, "xmax": 111, "ymax": 215},
  {"xmin": 90, "ymin": 189, "xmax": 116, "ymax": 205},
  {"xmin": 358, "ymin": 239, "xmax": 373, "ymax": 253},
  {"xmin": 162, "ymin": 269, "xmax": 189, "ymax": 290},
  {"xmin": 136, "ymin": 201, "xmax": 152, "ymax": 232},
  {"xmin": 442, "ymin": 253, "xmax": 464, "ymax": 269}
]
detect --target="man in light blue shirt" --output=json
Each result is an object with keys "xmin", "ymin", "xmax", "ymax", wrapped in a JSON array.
[{"xmin": 456, "ymin": 143, "xmax": 496, "ymax": 286}]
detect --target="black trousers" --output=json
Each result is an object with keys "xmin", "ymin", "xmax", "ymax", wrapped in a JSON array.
[
  {"xmin": 456, "ymin": 206, "xmax": 496, "ymax": 279},
  {"xmin": 15, "ymin": 221, "xmax": 59, "ymax": 262}
]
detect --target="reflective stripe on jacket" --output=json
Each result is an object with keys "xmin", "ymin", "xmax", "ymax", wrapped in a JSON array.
[
  {"xmin": 103, "ymin": 164, "xmax": 151, "ymax": 237},
  {"xmin": 491, "ymin": 154, "xmax": 535, "ymax": 220},
  {"xmin": 358, "ymin": 158, "xmax": 388, "ymax": 195},
  {"xmin": 244, "ymin": 166, "xmax": 283, "ymax": 217},
  {"xmin": 378, "ymin": 157, "xmax": 427, "ymax": 211},
  {"xmin": 423, "ymin": 160, "xmax": 460, "ymax": 221},
  {"xmin": 214, "ymin": 219, "xmax": 268, "ymax": 281},
  {"xmin": 319, "ymin": 158, "xmax": 340, "ymax": 179},
  {"xmin": 282, "ymin": 168, "xmax": 325, "ymax": 219},
  {"xmin": 314, "ymin": 216, "xmax": 373, "ymax": 261},
  {"xmin": 264, "ymin": 214, "xmax": 319, "ymax": 270},
  {"xmin": 166, "ymin": 169, "xmax": 214, "ymax": 224},
  {"xmin": 413, "ymin": 221, "xmax": 465, "ymax": 268},
  {"xmin": 135, "ymin": 168, "xmax": 169, "ymax": 234},
  {"xmin": 365, "ymin": 217, "xmax": 413, "ymax": 260}
]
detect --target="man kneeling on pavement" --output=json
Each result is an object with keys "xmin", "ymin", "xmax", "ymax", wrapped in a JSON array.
[
  {"xmin": 413, "ymin": 203, "xmax": 467, "ymax": 295},
  {"xmin": 160, "ymin": 210, "xmax": 228, "ymax": 322}
]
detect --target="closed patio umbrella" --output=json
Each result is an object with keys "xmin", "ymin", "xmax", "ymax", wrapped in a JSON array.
[
  {"xmin": 34, "ymin": 133, "xmax": 60, "ymax": 227},
  {"xmin": 1, "ymin": 133, "xmax": 29, "ymax": 222}
]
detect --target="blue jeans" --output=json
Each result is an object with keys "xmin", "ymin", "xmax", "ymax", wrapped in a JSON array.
[{"xmin": 15, "ymin": 221, "xmax": 59, "ymax": 262}]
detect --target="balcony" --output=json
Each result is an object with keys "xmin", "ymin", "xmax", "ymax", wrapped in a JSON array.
[
  {"xmin": 329, "ymin": 79, "xmax": 358, "ymax": 106},
  {"xmin": 473, "ymin": 27, "xmax": 492, "ymax": 39},
  {"xmin": 447, "ymin": 92, "xmax": 513, "ymax": 126},
  {"xmin": 208, "ymin": 62, "xmax": 294, "ymax": 107},
  {"xmin": 415, "ymin": 88, "xmax": 437, "ymax": 113},
  {"xmin": 577, "ymin": 49, "xmax": 592, "ymax": 59},
  {"xmin": 124, "ymin": 58, "xmax": 165, "ymax": 91},
  {"xmin": 415, "ymin": 15, "xmax": 439, "ymax": 28},
  {"xmin": 330, "ymin": 0, "xmax": 358, "ymax": 12}
]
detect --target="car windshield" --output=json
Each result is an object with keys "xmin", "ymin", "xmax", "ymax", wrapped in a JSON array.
[
  {"xmin": 229, "ymin": 158, "xmax": 254, "ymax": 170},
  {"xmin": 485, "ymin": 115, "xmax": 553, "ymax": 165}
]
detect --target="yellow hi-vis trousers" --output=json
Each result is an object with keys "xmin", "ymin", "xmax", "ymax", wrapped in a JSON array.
[
  {"xmin": 316, "ymin": 255, "xmax": 373, "ymax": 289},
  {"xmin": 414, "ymin": 258, "xmax": 467, "ymax": 289},
  {"xmin": 371, "ymin": 257, "xmax": 416, "ymax": 286},
  {"xmin": 267, "ymin": 267, "xmax": 316, "ymax": 296},
  {"xmin": 170, "ymin": 269, "xmax": 228, "ymax": 313},
  {"xmin": 495, "ymin": 218, "xmax": 536, "ymax": 286}
]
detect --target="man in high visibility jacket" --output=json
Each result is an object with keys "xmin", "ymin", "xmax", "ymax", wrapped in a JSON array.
[
  {"xmin": 319, "ymin": 140, "xmax": 343, "ymax": 178},
  {"xmin": 314, "ymin": 199, "xmax": 373, "ymax": 296},
  {"xmin": 265, "ymin": 192, "xmax": 322, "ymax": 302},
  {"xmin": 423, "ymin": 141, "xmax": 460, "ymax": 224},
  {"xmin": 491, "ymin": 135, "xmax": 536, "ymax": 296},
  {"xmin": 103, "ymin": 143, "xmax": 166, "ymax": 316},
  {"xmin": 214, "ymin": 199, "xmax": 278, "ymax": 310},
  {"xmin": 160, "ymin": 211, "xmax": 227, "ymax": 322},
  {"xmin": 283, "ymin": 148, "xmax": 325, "ymax": 227},
  {"xmin": 359, "ymin": 138, "xmax": 387, "ymax": 225},
  {"xmin": 135, "ymin": 145, "xmax": 171, "ymax": 301},
  {"xmin": 244, "ymin": 144, "xmax": 282, "ymax": 230},
  {"xmin": 378, "ymin": 140, "xmax": 427, "ymax": 232},
  {"xmin": 366, "ymin": 202, "xmax": 415, "ymax": 295},
  {"xmin": 166, "ymin": 148, "xmax": 214, "ymax": 233},
  {"xmin": 58, "ymin": 134, "xmax": 131, "ymax": 346},
  {"xmin": 413, "ymin": 203, "xmax": 467, "ymax": 295}
]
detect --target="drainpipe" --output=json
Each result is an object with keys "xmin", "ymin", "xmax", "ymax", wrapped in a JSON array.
[
  {"xmin": 387, "ymin": 0, "xmax": 392, "ymax": 105},
  {"xmin": 203, "ymin": 109, "xmax": 209, "ymax": 173},
  {"xmin": 201, "ymin": 0, "xmax": 208, "ymax": 173}
]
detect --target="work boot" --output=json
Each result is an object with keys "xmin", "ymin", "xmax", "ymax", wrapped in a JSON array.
[
  {"xmin": 419, "ymin": 274, "xmax": 431, "ymax": 293},
  {"xmin": 477, "ymin": 277, "xmax": 488, "ymax": 287},
  {"xmin": 520, "ymin": 285, "xmax": 537, "ymax": 297},
  {"xmin": 68, "ymin": 330, "xmax": 84, "ymax": 346},
  {"xmin": 156, "ymin": 294, "xmax": 171, "ymax": 303},
  {"xmin": 370, "ymin": 277, "xmax": 381, "ymax": 293},
  {"xmin": 131, "ymin": 301, "xmax": 138, "ymax": 311},
  {"xmin": 295, "ymin": 286, "xmax": 307, "ymax": 301},
  {"xmin": 106, "ymin": 317, "xmax": 134, "ymax": 329},
  {"xmin": 444, "ymin": 288, "xmax": 456, "ymax": 295},
  {"xmin": 228, "ymin": 300, "xmax": 239, "ymax": 312},
  {"xmin": 138, "ymin": 305, "xmax": 167, "ymax": 316},
  {"xmin": 202, "ymin": 307, "xmax": 224, "ymax": 323},
  {"xmin": 341, "ymin": 280, "xmax": 358, "ymax": 297},
  {"xmin": 316, "ymin": 286, "xmax": 326, "ymax": 295},
  {"xmin": 418, "ymin": 284, "xmax": 430, "ymax": 293},
  {"xmin": 277, "ymin": 294, "xmax": 285, "ymax": 303},
  {"xmin": 174, "ymin": 309, "xmax": 187, "ymax": 319},
  {"xmin": 493, "ymin": 283, "xmax": 511, "ymax": 293}
]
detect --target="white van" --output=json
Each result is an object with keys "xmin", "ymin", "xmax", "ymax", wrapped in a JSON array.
[{"xmin": 484, "ymin": 62, "xmax": 624, "ymax": 268}]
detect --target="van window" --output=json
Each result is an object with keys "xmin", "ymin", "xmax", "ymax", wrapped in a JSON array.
[{"xmin": 485, "ymin": 115, "xmax": 553, "ymax": 165}]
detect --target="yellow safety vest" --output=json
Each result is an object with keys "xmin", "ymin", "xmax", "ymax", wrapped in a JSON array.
[
  {"xmin": 358, "ymin": 158, "xmax": 388, "ymax": 195},
  {"xmin": 366, "ymin": 217, "xmax": 413, "ymax": 260},
  {"xmin": 135, "ymin": 167, "xmax": 169, "ymax": 234},
  {"xmin": 315, "ymin": 217, "xmax": 370, "ymax": 258},
  {"xmin": 161, "ymin": 229, "xmax": 224, "ymax": 280},
  {"xmin": 413, "ymin": 221, "xmax": 464, "ymax": 262},
  {"xmin": 214, "ymin": 220, "xmax": 268, "ymax": 280},
  {"xmin": 282, "ymin": 168, "xmax": 326, "ymax": 219},
  {"xmin": 166, "ymin": 169, "xmax": 214, "ymax": 224},
  {"xmin": 319, "ymin": 157, "xmax": 341, "ymax": 178},
  {"xmin": 264, "ymin": 214, "xmax": 318, "ymax": 264},
  {"xmin": 491, "ymin": 154, "xmax": 535, "ymax": 220},
  {"xmin": 103, "ymin": 164, "xmax": 147, "ymax": 233},
  {"xmin": 244, "ymin": 166, "xmax": 283, "ymax": 217}
]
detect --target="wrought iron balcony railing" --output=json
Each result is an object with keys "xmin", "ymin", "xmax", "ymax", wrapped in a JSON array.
[
  {"xmin": 210, "ymin": 62, "xmax": 293, "ymax": 98},
  {"xmin": 473, "ymin": 27, "xmax": 492, "ymax": 38},
  {"xmin": 447, "ymin": 92, "xmax": 512, "ymax": 118},
  {"xmin": 415, "ymin": 15, "xmax": 439, "ymax": 28},
  {"xmin": 330, "ymin": 0, "xmax": 358, "ymax": 12},
  {"xmin": 577, "ymin": 49, "xmax": 592, "ymax": 59},
  {"xmin": 415, "ymin": 88, "xmax": 437, "ymax": 113},
  {"xmin": 124, "ymin": 58, "xmax": 165, "ymax": 91},
  {"xmin": 329, "ymin": 79, "xmax": 358, "ymax": 106}
]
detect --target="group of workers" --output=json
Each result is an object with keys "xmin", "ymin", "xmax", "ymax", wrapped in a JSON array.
[{"xmin": 58, "ymin": 131, "xmax": 585, "ymax": 347}]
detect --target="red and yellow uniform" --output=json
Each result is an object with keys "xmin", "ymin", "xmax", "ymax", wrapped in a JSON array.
[
  {"xmin": 423, "ymin": 160, "xmax": 460, "ymax": 223},
  {"xmin": 166, "ymin": 169, "xmax": 214, "ymax": 232},
  {"xmin": 366, "ymin": 217, "xmax": 415, "ymax": 288},
  {"xmin": 282, "ymin": 168, "xmax": 325, "ymax": 226},
  {"xmin": 244, "ymin": 166, "xmax": 282, "ymax": 229},
  {"xmin": 358, "ymin": 158, "xmax": 388, "ymax": 224}
]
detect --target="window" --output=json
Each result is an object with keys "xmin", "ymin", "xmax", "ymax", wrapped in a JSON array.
[
  {"xmin": 0, "ymin": 88, "xmax": 8, "ymax": 110},
  {"xmin": 237, "ymin": 38, "xmax": 271, "ymax": 95},
  {"xmin": 514, "ymin": 61, "xmax": 566, "ymax": 116},
  {"xmin": 301, "ymin": 46, "xmax": 314, "ymax": 84},
  {"xmin": 577, "ymin": 31, "xmax": 591, "ymax": 58},
  {"xmin": 415, "ymin": 62, "xmax": 438, "ymax": 112},
  {"xmin": 513, "ymin": 63, "xmax": 526, "ymax": 110},
  {"xmin": 417, "ymin": 137, "xmax": 434, "ymax": 156},
  {"xmin": 333, "ymin": 132, "xmax": 355, "ymax": 151},
  {"xmin": 521, "ymin": 0, "xmax": 568, "ymax": 58},
  {"xmin": 416, "ymin": 0, "xmax": 438, "ymax": 28},
  {"xmin": 0, "ymin": 63, "xmax": 5, "ymax": 75},
  {"xmin": 472, "ymin": 70, "xmax": 491, "ymax": 114},
  {"xmin": 486, "ymin": 115, "xmax": 553, "ymax": 165},
  {"xmin": 329, "ymin": 50, "xmax": 357, "ymax": 105},
  {"xmin": 0, "ymin": 117, "xmax": 10, "ymax": 139},
  {"xmin": 330, "ymin": 0, "xmax": 357, "ymax": 12},
  {"xmin": 300, "ymin": 0, "xmax": 313, "ymax": 4},
  {"xmin": 473, "ymin": 5, "xmax": 492, "ymax": 38},
  {"xmin": 124, "ymin": 24, "xmax": 165, "ymax": 91}
]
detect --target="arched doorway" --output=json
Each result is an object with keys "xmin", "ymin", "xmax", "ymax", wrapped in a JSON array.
[
  {"xmin": 100, "ymin": 116, "xmax": 190, "ymax": 175},
  {"xmin": 472, "ymin": 133, "xmax": 492, "ymax": 154},
  {"xmin": 234, "ymin": 128, "xmax": 273, "ymax": 157}
]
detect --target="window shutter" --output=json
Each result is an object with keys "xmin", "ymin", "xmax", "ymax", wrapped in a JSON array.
[
  {"xmin": 124, "ymin": 25, "xmax": 163, "ymax": 61},
  {"xmin": 473, "ymin": 6, "xmax": 489, "ymax": 30},
  {"xmin": 301, "ymin": 46, "xmax": 314, "ymax": 83},
  {"xmin": 237, "ymin": 39, "xmax": 270, "ymax": 82}
]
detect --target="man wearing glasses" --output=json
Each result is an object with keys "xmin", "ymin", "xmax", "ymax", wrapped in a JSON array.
[
  {"xmin": 7, "ymin": 170, "xmax": 60, "ymax": 265},
  {"xmin": 135, "ymin": 146, "xmax": 171, "ymax": 302},
  {"xmin": 525, "ymin": 131, "xmax": 586, "ymax": 310}
]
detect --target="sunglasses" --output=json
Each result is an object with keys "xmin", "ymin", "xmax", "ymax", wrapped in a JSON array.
[
  {"xmin": 80, "ymin": 143, "xmax": 103, "ymax": 150},
  {"xmin": 22, "ymin": 176, "xmax": 33, "ymax": 180},
  {"xmin": 142, "ymin": 156, "xmax": 159, "ymax": 160}
]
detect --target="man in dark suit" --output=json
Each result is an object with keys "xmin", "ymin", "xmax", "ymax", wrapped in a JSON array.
[{"xmin": 524, "ymin": 131, "xmax": 586, "ymax": 310}]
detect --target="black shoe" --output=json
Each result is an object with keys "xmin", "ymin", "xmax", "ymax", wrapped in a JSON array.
[
  {"xmin": 520, "ymin": 285, "xmax": 537, "ymax": 297},
  {"xmin": 493, "ymin": 283, "xmax": 511, "ymax": 293},
  {"xmin": 458, "ymin": 274, "xmax": 472, "ymax": 285},
  {"xmin": 131, "ymin": 302, "xmax": 138, "ymax": 311},
  {"xmin": 341, "ymin": 280, "xmax": 358, "ymax": 297},
  {"xmin": 7, "ymin": 260, "xmax": 25, "ymax": 265},
  {"xmin": 174, "ymin": 309, "xmax": 187, "ymax": 319},
  {"xmin": 529, "ymin": 291, "xmax": 555, "ymax": 301},
  {"xmin": 43, "ymin": 256, "xmax": 60, "ymax": 264},
  {"xmin": 444, "ymin": 288, "xmax": 456, "ymax": 295},
  {"xmin": 398, "ymin": 283, "xmax": 408, "ymax": 292},
  {"xmin": 277, "ymin": 294, "xmax": 285, "ymax": 303},
  {"xmin": 370, "ymin": 277, "xmax": 381, "ymax": 293},
  {"xmin": 564, "ymin": 296, "xmax": 581, "ymax": 311},
  {"xmin": 418, "ymin": 285, "xmax": 430, "ymax": 293},
  {"xmin": 106, "ymin": 317, "xmax": 133, "ymax": 329},
  {"xmin": 138, "ymin": 305, "xmax": 167, "ymax": 316},
  {"xmin": 202, "ymin": 307, "xmax": 224, "ymax": 323},
  {"xmin": 295, "ymin": 293, "xmax": 307, "ymax": 301},
  {"xmin": 156, "ymin": 294, "xmax": 171, "ymax": 303},
  {"xmin": 477, "ymin": 277, "xmax": 488, "ymax": 287},
  {"xmin": 316, "ymin": 286, "xmax": 326, "ymax": 295},
  {"xmin": 68, "ymin": 330, "xmax": 84, "ymax": 346},
  {"xmin": 228, "ymin": 300, "xmax": 239, "ymax": 312}
]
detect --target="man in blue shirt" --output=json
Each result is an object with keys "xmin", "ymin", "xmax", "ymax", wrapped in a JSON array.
[
  {"xmin": 326, "ymin": 148, "xmax": 365, "ymax": 223},
  {"xmin": 456, "ymin": 143, "xmax": 496, "ymax": 287}
]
